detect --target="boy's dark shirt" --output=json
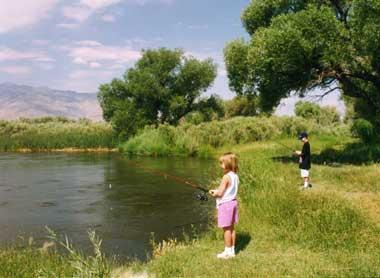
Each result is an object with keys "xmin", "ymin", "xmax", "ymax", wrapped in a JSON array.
[{"xmin": 299, "ymin": 141, "xmax": 311, "ymax": 170}]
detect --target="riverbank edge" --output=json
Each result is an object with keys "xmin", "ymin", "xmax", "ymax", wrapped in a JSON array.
[{"xmin": 5, "ymin": 147, "xmax": 119, "ymax": 153}]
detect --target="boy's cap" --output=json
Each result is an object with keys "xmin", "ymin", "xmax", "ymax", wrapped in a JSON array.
[{"xmin": 298, "ymin": 132, "xmax": 308, "ymax": 140}]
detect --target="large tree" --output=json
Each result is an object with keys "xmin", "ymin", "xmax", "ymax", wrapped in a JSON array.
[
  {"xmin": 225, "ymin": 0, "xmax": 380, "ymax": 129},
  {"xmin": 98, "ymin": 48, "xmax": 217, "ymax": 137}
]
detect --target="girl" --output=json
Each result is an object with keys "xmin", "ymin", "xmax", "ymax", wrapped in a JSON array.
[{"xmin": 209, "ymin": 152, "xmax": 239, "ymax": 259}]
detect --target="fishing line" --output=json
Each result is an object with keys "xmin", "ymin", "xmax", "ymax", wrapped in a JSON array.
[
  {"xmin": 273, "ymin": 141, "xmax": 296, "ymax": 152},
  {"xmin": 126, "ymin": 160, "xmax": 209, "ymax": 201}
]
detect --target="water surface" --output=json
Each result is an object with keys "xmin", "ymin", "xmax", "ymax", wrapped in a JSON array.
[{"xmin": 0, "ymin": 153, "xmax": 215, "ymax": 260}]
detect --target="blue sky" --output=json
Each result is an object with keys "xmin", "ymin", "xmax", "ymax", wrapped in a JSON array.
[
  {"xmin": 0, "ymin": 0, "xmax": 343, "ymax": 114},
  {"xmin": 0, "ymin": 0, "xmax": 249, "ymax": 98}
]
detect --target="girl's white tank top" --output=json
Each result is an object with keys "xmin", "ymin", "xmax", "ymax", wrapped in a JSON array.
[{"xmin": 216, "ymin": 171, "xmax": 239, "ymax": 206}]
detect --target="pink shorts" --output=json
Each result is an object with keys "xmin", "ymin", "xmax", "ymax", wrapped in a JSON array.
[{"xmin": 217, "ymin": 200, "xmax": 238, "ymax": 228}]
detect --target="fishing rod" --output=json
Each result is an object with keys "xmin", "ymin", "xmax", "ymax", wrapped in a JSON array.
[
  {"xmin": 126, "ymin": 160, "xmax": 210, "ymax": 201},
  {"xmin": 273, "ymin": 141, "xmax": 296, "ymax": 152}
]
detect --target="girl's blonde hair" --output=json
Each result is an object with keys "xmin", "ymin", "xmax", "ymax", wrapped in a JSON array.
[{"xmin": 219, "ymin": 152, "xmax": 238, "ymax": 173}]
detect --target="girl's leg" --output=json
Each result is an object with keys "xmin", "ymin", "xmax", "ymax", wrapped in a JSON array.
[
  {"xmin": 231, "ymin": 225, "xmax": 236, "ymax": 247},
  {"xmin": 223, "ymin": 226, "xmax": 233, "ymax": 247}
]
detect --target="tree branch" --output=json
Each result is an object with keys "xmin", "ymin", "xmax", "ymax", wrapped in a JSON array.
[{"xmin": 309, "ymin": 86, "xmax": 342, "ymax": 101}]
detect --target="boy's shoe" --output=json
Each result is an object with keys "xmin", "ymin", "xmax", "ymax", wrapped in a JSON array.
[{"xmin": 216, "ymin": 251, "xmax": 234, "ymax": 259}]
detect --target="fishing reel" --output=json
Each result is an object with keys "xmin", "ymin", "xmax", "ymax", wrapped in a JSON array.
[{"xmin": 195, "ymin": 191, "xmax": 208, "ymax": 202}]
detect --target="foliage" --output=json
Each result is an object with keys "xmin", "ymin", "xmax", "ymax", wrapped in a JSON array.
[
  {"xmin": 121, "ymin": 115, "xmax": 350, "ymax": 156},
  {"xmin": 0, "ymin": 117, "xmax": 116, "ymax": 151},
  {"xmin": 224, "ymin": 95, "xmax": 259, "ymax": 118},
  {"xmin": 295, "ymin": 101, "xmax": 340, "ymax": 125},
  {"xmin": 351, "ymin": 118, "xmax": 374, "ymax": 142},
  {"xmin": 98, "ymin": 48, "xmax": 217, "ymax": 138},
  {"xmin": 181, "ymin": 95, "xmax": 225, "ymax": 125},
  {"xmin": 225, "ymin": 0, "xmax": 380, "ymax": 128}
]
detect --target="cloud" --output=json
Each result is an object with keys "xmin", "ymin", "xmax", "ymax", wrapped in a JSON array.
[
  {"xmin": 62, "ymin": 0, "xmax": 174, "ymax": 24},
  {"xmin": 0, "ymin": 0, "xmax": 59, "ymax": 33},
  {"xmin": 0, "ymin": 47, "xmax": 54, "ymax": 63},
  {"xmin": 80, "ymin": 0, "xmax": 123, "ymax": 9},
  {"xmin": 0, "ymin": 66, "xmax": 31, "ymax": 75},
  {"xmin": 62, "ymin": 0, "xmax": 123, "ymax": 23},
  {"xmin": 66, "ymin": 40, "xmax": 141, "ymax": 68},
  {"xmin": 100, "ymin": 14, "xmax": 116, "ymax": 22},
  {"xmin": 56, "ymin": 23, "xmax": 81, "ymax": 29},
  {"xmin": 62, "ymin": 5, "xmax": 93, "ymax": 22}
]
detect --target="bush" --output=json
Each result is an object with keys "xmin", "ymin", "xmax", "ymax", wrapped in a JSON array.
[
  {"xmin": 224, "ymin": 96, "xmax": 258, "ymax": 118},
  {"xmin": 295, "ymin": 101, "xmax": 340, "ymax": 125},
  {"xmin": 351, "ymin": 118, "xmax": 374, "ymax": 142},
  {"xmin": 0, "ymin": 117, "xmax": 117, "ymax": 151},
  {"xmin": 121, "ymin": 115, "xmax": 350, "ymax": 156}
]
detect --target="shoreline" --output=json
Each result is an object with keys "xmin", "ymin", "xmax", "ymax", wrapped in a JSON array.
[{"xmin": 6, "ymin": 147, "xmax": 119, "ymax": 153}]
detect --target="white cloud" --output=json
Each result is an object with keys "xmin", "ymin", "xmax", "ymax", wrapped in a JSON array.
[
  {"xmin": 100, "ymin": 14, "xmax": 116, "ymax": 22},
  {"xmin": 76, "ymin": 40, "xmax": 103, "ymax": 46},
  {"xmin": 62, "ymin": 0, "xmax": 123, "ymax": 23},
  {"xmin": 66, "ymin": 41, "xmax": 141, "ymax": 68},
  {"xmin": 132, "ymin": 0, "xmax": 174, "ymax": 5},
  {"xmin": 62, "ymin": 5, "xmax": 93, "ymax": 22},
  {"xmin": 0, "ymin": 66, "xmax": 31, "ymax": 75},
  {"xmin": 0, "ymin": 0, "xmax": 59, "ymax": 33},
  {"xmin": 80, "ymin": 0, "xmax": 123, "ymax": 9},
  {"xmin": 89, "ymin": 62, "xmax": 102, "ymax": 68},
  {"xmin": 0, "ymin": 47, "xmax": 54, "ymax": 63},
  {"xmin": 62, "ymin": 0, "xmax": 174, "ymax": 24},
  {"xmin": 56, "ymin": 23, "xmax": 81, "ymax": 29}
]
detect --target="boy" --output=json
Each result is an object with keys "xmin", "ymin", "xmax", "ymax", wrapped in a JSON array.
[{"xmin": 294, "ymin": 132, "xmax": 312, "ymax": 189}]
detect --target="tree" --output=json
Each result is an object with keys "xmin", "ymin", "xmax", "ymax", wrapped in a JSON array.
[
  {"xmin": 225, "ymin": 0, "xmax": 380, "ymax": 130},
  {"xmin": 98, "ymin": 48, "xmax": 217, "ymax": 138},
  {"xmin": 224, "ymin": 95, "xmax": 259, "ymax": 118}
]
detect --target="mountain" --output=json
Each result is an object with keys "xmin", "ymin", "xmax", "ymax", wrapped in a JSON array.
[{"xmin": 0, "ymin": 83, "xmax": 103, "ymax": 121}]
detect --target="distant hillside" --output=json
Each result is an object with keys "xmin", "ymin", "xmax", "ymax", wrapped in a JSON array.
[{"xmin": 0, "ymin": 83, "xmax": 103, "ymax": 121}]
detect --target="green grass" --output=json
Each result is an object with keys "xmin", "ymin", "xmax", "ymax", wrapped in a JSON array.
[
  {"xmin": 127, "ymin": 137, "xmax": 380, "ymax": 277},
  {"xmin": 0, "ymin": 117, "xmax": 117, "ymax": 151},
  {"xmin": 0, "ymin": 247, "xmax": 74, "ymax": 277}
]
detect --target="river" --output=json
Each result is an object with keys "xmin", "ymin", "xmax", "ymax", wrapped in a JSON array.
[{"xmin": 0, "ymin": 153, "xmax": 215, "ymax": 261}]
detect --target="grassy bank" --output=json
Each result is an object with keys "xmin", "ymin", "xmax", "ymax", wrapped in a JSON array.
[
  {"xmin": 0, "ymin": 117, "xmax": 117, "ymax": 151},
  {"xmin": 120, "ymin": 116, "xmax": 349, "ymax": 157},
  {"xmin": 125, "ymin": 137, "xmax": 380, "ymax": 277},
  {"xmin": 2, "ymin": 132, "xmax": 380, "ymax": 277}
]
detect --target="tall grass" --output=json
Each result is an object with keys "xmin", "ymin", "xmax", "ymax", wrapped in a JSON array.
[
  {"xmin": 0, "ymin": 228, "xmax": 115, "ymax": 278},
  {"xmin": 121, "ymin": 116, "xmax": 350, "ymax": 156},
  {"xmin": 0, "ymin": 117, "xmax": 117, "ymax": 151}
]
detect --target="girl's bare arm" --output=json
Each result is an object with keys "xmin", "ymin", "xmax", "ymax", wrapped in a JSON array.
[{"xmin": 209, "ymin": 175, "xmax": 230, "ymax": 197}]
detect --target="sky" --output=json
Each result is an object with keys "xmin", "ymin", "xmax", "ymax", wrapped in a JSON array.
[{"xmin": 0, "ymin": 0, "xmax": 344, "ymax": 114}]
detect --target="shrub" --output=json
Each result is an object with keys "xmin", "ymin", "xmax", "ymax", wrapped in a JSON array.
[
  {"xmin": 351, "ymin": 118, "xmax": 374, "ymax": 142},
  {"xmin": 0, "ymin": 117, "xmax": 117, "ymax": 151},
  {"xmin": 121, "ymin": 115, "xmax": 350, "ymax": 156},
  {"xmin": 295, "ymin": 101, "xmax": 340, "ymax": 125}
]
